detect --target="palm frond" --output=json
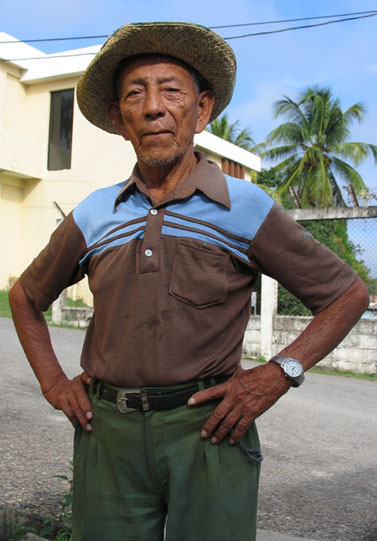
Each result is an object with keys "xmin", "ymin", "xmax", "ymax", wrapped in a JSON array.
[
  {"xmin": 365, "ymin": 143, "xmax": 377, "ymax": 162},
  {"xmin": 310, "ymin": 155, "xmax": 333, "ymax": 207},
  {"xmin": 276, "ymin": 155, "xmax": 307, "ymax": 196},
  {"xmin": 260, "ymin": 144, "xmax": 298, "ymax": 163},
  {"xmin": 208, "ymin": 113, "xmax": 237, "ymax": 141},
  {"xmin": 266, "ymin": 155, "xmax": 300, "ymax": 175},
  {"xmin": 331, "ymin": 157, "xmax": 369, "ymax": 195},
  {"xmin": 273, "ymin": 96, "xmax": 307, "ymax": 129},
  {"xmin": 249, "ymin": 141, "xmax": 269, "ymax": 155},
  {"xmin": 235, "ymin": 127, "xmax": 255, "ymax": 149},
  {"xmin": 328, "ymin": 171, "xmax": 347, "ymax": 207},
  {"xmin": 344, "ymin": 102, "xmax": 366, "ymax": 124},
  {"xmin": 332, "ymin": 142, "xmax": 371, "ymax": 166},
  {"xmin": 207, "ymin": 113, "xmax": 254, "ymax": 149},
  {"xmin": 266, "ymin": 122, "xmax": 306, "ymax": 145}
]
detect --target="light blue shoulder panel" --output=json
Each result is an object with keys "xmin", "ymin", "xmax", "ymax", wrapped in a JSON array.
[
  {"xmin": 224, "ymin": 175, "xmax": 275, "ymax": 240},
  {"xmin": 72, "ymin": 181, "xmax": 150, "ymax": 248},
  {"xmin": 165, "ymin": 175, "xmax": 274, "ymax": 242}
]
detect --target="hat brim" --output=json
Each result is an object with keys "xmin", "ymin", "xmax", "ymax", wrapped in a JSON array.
[{"xmin": 76, "ymin": 21, "xmax": 236, "ymax": 134}]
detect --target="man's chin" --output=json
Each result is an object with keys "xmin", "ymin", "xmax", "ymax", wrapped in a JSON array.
[{"xmin": 138, "ymin": 152, "xmax": 182, "ymax": 168}]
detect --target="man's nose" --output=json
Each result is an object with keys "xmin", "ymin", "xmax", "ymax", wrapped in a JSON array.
[{"xmin": 143, "ymin": 89, "xmax": 166, "ymax": 119}]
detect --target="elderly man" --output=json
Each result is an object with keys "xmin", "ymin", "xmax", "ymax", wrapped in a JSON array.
[{"xmin": 10, "ymin": 21, "xmax": 368, "ymax": 541}]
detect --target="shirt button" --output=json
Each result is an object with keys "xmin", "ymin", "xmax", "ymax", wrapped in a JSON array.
[
  {"xmin": 145, "ymin": 249, "xmax": 153, "ymax": 257},
  {"xmin": 150, "ymin": 209, "xmax": 158, "ymax": 215}
]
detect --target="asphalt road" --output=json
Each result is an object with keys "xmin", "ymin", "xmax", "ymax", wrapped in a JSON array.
[{"xmin": 1, "ymin": 316, "xmax": 376, "ymax": 540}]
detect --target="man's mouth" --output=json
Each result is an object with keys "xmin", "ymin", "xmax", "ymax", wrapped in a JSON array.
[{"xmin": 142, "ymin": 130, "xmax": 173, "ymax": 138}]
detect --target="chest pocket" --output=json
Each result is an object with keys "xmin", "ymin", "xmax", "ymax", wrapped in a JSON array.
[{"xmin": 169, "ymin": 241, "xmax": 229, "ymax": 309}]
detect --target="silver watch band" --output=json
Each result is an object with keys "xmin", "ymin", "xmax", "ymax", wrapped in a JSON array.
[{"xmin": 270, "ymin": 355, "xmax": 305, "ymax": 387}]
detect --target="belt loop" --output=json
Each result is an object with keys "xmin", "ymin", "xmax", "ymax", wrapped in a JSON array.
[
  {"xmin": 197, "ymin": 380, "xmax": 206, "ymax": 391},
  {"xmin": 141, "ymin": 393, "xmax": 150, "ymax": 411},
  {"xmin": 92, "ymin": 379, "xmax": 102, "ymax": 398}
]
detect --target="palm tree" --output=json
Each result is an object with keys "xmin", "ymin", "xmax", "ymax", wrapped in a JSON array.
[
  {"xmin": 261, "ymin": 87, "xmax": 377, "ymax": 207},
  {"xmin": 207, "ymin": 113, "xmax": 255, "ymax": 150}
]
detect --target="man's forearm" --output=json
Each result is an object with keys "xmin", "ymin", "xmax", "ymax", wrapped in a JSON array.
[
  {"xmin": 9, "ymin": 281, "xmax": 67, "ymax": 390},
  {"xmin": 278, "ymin": 276, "xmax": 370, "ymax": 371},
  {"xmin": 9, "ymin": 280, "xmax": 93, "ymax": 430}
]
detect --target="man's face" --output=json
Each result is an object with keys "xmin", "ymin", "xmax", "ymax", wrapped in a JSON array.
[{"xmin": 107, "ymin": 56, "xmax": 214, "ymax": 168}]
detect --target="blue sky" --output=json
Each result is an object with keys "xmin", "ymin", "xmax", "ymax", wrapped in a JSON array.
[{"xmin": 2, "ymin": 0, "xmax": 377, "ymax": 197}]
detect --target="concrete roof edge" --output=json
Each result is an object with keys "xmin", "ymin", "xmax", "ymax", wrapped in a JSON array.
[
  {"xmin": 0, "ymin": 32, "xmax": 46, "ymax": 69},
  {"xmin": 194, "ymin": 131, "xmax": 261, "ymax": 172},
  {"xmin": 20, "ymin": 45, "xmax": 100, "ymax": 83}
]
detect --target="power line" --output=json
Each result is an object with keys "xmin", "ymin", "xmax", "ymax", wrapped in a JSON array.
[
  {"xmin": 224, "ymin": 11, "xmax": 377, "ymax": 40},
  {"xmin": 212, "ymin": 10, "xmax": 377, "ymax": 29},
  {"xmin": 0, "ymin": 34, "xmax": 108, "ymax": 45},
  {"xmin": 1, "ymin": 10, "xmax": 376, "ymax": 62},
  {"xmin": 2, "ymin": 51, "xmax": 99, "ymax": 61},
  {"xmin": 0, "ymin": 9, "xmax": 376, "ymax": 45}
]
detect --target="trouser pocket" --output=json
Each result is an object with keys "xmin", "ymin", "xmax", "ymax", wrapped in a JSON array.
[{"xmin": 234, "ymin": 422, "xmax": 263, "ymax": 464}]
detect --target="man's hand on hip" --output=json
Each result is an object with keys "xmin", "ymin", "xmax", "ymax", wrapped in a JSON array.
[
  {"xmin": 9, "ymin": 282, "xmax": 93, "ymax": 433},
  {"xmin": 43, "ymin": 371, "xmax": 93, "ymax": 431},
  {"xmin": 188, "ymin": 363, "xmax": 291, "ymax": 444},
  {"xmin": 187, "ymin": 278, "xmax": 370, "ymax": 446}
]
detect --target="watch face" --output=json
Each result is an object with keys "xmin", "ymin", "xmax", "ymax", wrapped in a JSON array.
[{"xmin": 284, "ymin": 359, "xmax": 303, "ymax": 378}]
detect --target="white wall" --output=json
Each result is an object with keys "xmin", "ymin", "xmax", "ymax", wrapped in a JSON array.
[
  {"xmin": 243, "ymin": 315, "xmax": 377, "ymax": 375},
  {"xmin": 0, "ymin": 70, "xmax": 137, "ymax": 287}
]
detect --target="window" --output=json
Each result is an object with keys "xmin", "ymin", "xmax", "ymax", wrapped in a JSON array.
[{"xmin": 48, "ymin": 89, "xmax": 74, "ymax": 170}]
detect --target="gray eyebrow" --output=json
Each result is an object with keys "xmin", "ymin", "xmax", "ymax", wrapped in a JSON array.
[{"xmin": 125, "ymin": 76, "xmax": 182, "ymax": 86}]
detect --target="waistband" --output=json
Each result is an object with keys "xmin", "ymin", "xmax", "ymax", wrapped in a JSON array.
[{"xmin": 92, "ymin": 375, "xmax": 231, "ymax": 413}]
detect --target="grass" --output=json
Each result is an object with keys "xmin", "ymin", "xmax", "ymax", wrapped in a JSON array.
[
  {"xmin": 0, "ymin": 289, "xmax": 12, "ymax": 318},
  {"xmin": 0, "ymin": 290, "xmax": 90, "ymax": 328},
  {"xmin": 1, "ymin": 288, "xmax": 53, "ymax": 322},
  {"xmin": 66, "ymin": 297, "xmax": 90, "ymax": 308},
  {"xmin": 308, "ymin": 366, "xmax": 377, "ymax": 380}
]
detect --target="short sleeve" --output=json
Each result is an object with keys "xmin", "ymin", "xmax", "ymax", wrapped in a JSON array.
[
  {"xmin": 20, "ymin": 213, "xmax": 87, "ymax": 311},
  {"xmin": 248, "ymin": 203, "xmax": 357, "ymax": 315}
]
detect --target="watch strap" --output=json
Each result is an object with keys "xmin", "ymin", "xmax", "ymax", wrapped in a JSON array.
[{"xmin": 270, "ymin": 355, "xmax": 305, "ymax": 387}]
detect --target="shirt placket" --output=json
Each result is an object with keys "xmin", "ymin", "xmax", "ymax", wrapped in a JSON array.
[{"xmin": 139, "ymin": 207, "xmax": 165, "ymax": 274}]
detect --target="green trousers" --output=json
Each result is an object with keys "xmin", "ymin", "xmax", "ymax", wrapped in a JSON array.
[{"xmin": 72, "ymin": 381, "xmax": 261, "ymax": 541}]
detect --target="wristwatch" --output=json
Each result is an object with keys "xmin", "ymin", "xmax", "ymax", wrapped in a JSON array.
[{"xmin": 270, "ymin": 355, "xmax": 305, "ymax": 387}]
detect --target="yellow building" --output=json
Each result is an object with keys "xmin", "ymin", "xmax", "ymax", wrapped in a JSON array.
[{"xmin": 0, "ymin": 32, "xmax": 261, "ymax": 290}]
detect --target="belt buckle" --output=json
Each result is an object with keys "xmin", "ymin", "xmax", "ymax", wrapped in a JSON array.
[{"xmin": 117, "ymin": 389, "xmax": 142, "ymax": 414}]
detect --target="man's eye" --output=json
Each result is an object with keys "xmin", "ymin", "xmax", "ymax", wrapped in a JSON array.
[
  {"xmin": 126, "ymin": 89, "xmax": 140, "ymax": 98},
  {"xmin": 165, "ymin": 87, "xmax": 179, "ymax": 93}
]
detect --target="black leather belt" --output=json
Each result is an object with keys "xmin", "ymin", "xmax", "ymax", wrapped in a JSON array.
[{"xmin": 95, "ymin": 375, "xmax": 231, "ymax": 413}]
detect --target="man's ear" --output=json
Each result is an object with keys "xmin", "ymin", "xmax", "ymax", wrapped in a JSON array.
[
  {"xmin": 195, "ymin": 90, "xmax": 215, "ymax": 134},
  {"xmin": 106, "ymin": 102, "xmax": 129, "ymax": 140}
]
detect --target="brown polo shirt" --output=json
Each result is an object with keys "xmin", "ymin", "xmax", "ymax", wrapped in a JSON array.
[{"xmin": 20, "ymin": 153, "xmax": 357, "ymax": 386}]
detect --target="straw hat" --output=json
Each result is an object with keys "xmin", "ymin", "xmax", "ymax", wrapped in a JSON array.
[{"xmin": 76, "ymin": 21, "xmax": 237, "ymax": 134}]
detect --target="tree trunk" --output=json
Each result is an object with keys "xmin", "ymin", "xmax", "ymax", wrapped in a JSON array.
[{"xmin": 289, "ymin": 186, "xmax": 302, "ymax": 208}]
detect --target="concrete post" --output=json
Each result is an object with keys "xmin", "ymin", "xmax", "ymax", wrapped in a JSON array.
[
  {"xmin": 51, "ymin": 216, "xmax": 66, "ymax": 326},
  {"xmin": 260, "ymin": 275, "xmax": 278, "ymax": 359},
  {"xmin": 51, "ymin": 289, "xmax": 67, "ymax": 325}
]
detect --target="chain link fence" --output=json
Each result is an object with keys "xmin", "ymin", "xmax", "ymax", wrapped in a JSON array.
[
  {"xmin": 348, "ymin": 217, "xmax": 377, "ymax": 287},
  {"xmin": 347, "ymin": 216, "xmax": 377, "ymax": 315}
]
